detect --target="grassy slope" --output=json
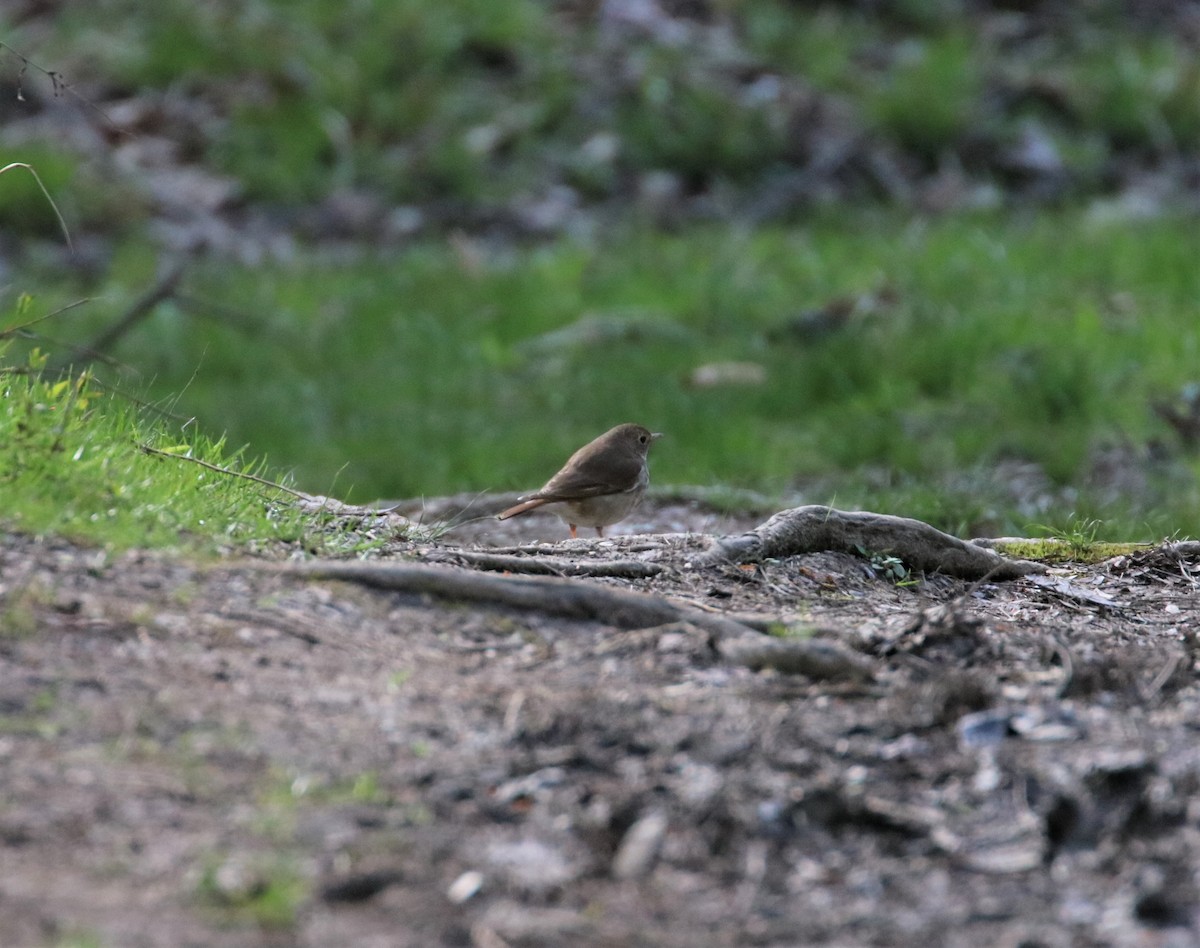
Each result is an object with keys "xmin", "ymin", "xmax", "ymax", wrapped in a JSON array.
[{"xmin": 0, "ymin": 360, "xmax": 290, "ymax": 551}]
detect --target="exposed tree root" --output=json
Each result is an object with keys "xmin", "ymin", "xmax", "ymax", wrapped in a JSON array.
[
  {"xmin": 701, "ymin": 505, "xmax": 1045, "ymax": 580},
  {"xmin": 288, "ymin": 561, "xmax": 746, "ymax": 638},
  {"xmin": 285, "ymin": 561, "xmax": 873, "ymax": 681},
  {"xmin": 423, "ymin": 550, "xmax": 663, "ymax": 579}
]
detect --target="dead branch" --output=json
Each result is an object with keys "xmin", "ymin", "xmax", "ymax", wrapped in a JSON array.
[
  {"xmin": 84, "ymin": 257, "xmax": 188, "ymax": 356},
  {"xmin": 0, "ymin": 41, "xmax": 125, "ymax": 136},
  {"xmin": 425, "ymin": 550, "xmax": 663, "ymax": 579},
  {"xmin": 702, "ymin": 505, "xmax": 1045, "ymax": 580}
]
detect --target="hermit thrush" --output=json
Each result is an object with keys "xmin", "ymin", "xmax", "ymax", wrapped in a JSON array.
[{"xmin": 497, "ymin": 423, "xmax": 662, "ymax": 538}]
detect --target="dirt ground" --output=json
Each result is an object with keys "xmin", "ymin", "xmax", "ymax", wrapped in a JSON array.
[{"xmin": 2, "ymin": 499, "xmax": 1199, "ymax": 947}]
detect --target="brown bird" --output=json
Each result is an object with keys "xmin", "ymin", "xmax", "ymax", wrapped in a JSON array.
[{"xmin": 497, "ymin": 423, "xmax": 662, "ymax": 539}]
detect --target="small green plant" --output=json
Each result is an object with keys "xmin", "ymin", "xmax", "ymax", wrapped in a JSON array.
[
  {"xmin": 30, "ymin": 685, "xmax": 58, "ymax": 713},
  {"xmin": 197, "ymin": 855, "xmax": 307, "ymax": 930},
  {"xmin": 262, "ymin": 768, "xmax": 392, "ymax": 808},
  {"xmin": 349, "ymin": 771, "xmax": 384, "ymax": 803},
  {"xmin": 855, "ymin": 545, "xmax": 917, "ymax": 586}
]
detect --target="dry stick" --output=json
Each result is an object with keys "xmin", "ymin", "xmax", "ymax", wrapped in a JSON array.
[
  {"xmin": 701, "ymin": 505, "xmax": 1045, "ymax": 581},
  {"xmin": 425, "ymin": 550, "xmax": 664, "ymax": 579},
  {"xmin": 285, "ymin": 560, "xmax": 874, "ymax": 682},
  {"xmin": 0, "ymin": 299, "xmax": 95, "ymax": 340},
  {"xmin": 138, "ymin": 443, "xmax": 307, "ymax": 498},
  {"xmin": 139, "ymin": 446, "xmax": 413, "ymax": 521},
  {"xmin": 0, "ymin": 41, "xmax": 125, "ymax": 137}
]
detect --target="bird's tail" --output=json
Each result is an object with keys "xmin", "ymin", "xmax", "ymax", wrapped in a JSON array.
[{"xmin": 496, "ymin": 497, "xmax": 549, "ymax": 521}]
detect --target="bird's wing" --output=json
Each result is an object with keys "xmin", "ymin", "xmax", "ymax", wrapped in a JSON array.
[{"xmin": 533, "ymin": 451, "xmax": 643, "ymax": 501}]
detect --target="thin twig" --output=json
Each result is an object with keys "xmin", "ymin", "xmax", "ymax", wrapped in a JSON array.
[
  {"xmin": 0, "ymin": 41, "xmax": 125, "ymax": 136},
  {"xmin": 138, "ymin": 442, "xmax": 307, "ymax": 498},
  {"xmin": 81, "ymin": 378, "xmax": 194, "ymax": 423},
  {"xmin": 0, "ymin": 298, "xmax": 94, "ymax": 338}
]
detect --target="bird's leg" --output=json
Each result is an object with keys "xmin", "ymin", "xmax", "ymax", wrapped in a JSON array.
[
  {"xmin": 569, "ymin": 524, "xmax": 578, "ymax": 539},
  {"xmin": 595, "ymin": 526, "xmax": 605, "ymax": 537}
]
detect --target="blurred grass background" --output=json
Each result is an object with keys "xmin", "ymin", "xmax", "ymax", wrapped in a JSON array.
[{"xmin": 3, "ymin": 0, "xmax": 1200, "ymax": 538}]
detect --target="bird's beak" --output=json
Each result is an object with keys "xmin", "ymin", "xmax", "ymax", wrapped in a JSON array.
[{"xmin": 650, "ymin": 432, "xmax": 664, "ymax": 441}]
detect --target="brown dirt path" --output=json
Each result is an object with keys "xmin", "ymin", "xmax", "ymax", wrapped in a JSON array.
[{"xmin": 2, "ymin": 504, "xmax": 1198, "ymax": 946}]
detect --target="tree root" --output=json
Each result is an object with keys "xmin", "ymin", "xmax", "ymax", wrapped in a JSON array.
[
  {"xmin": 289, "ymin": 561, "xmax": 746, "ymax": 638},
  {"xmin": 285, "ymin": 560, "xmax": 872, "ymax": 681},
  {"xmin": 423, "ymin": 550, "xmax": 663, "ymax": 579},
  {"xmin": 701, "ymin": 505, "xmax": 1045, "ymax": 580}
]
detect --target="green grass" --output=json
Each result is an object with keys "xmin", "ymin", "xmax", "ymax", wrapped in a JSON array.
[
  {"xmin": 994, "ymin": 531, "xmax": 1150, "ymax": 566},
  {"xmin": 865, "ymin": 30, "xmax": 988, "ymax": 160},
  {"xmin": 0, "ymin": 326, "xmax": 322, "ymax": 552},
  {"xmin": 738, "ymin": 3, "xmax": 879, "ymax": 94},
  {"xmin": 26, "ymin": 0, "xmax": 573, "ymax": 206},
  {"xmin": 616, "ymin": 45, "xmax": 788, "ymax": 182},
  {"xmin": 8, "ymin": 0, "xmax": 1193, "ymax": 226},
  {"xmin": 1058, "ymin": 33, "xmax": 1200, "ymax": 150},
  {"xmin": 9, "ymin": 0, "xmax": 1190, "ymax": 228},
  {"xmin": 5, "ymin": 209, "xmax": 1199, "ymax": 542}
]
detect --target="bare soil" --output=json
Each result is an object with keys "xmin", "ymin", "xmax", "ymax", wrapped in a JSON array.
[{"xmin": 2, "ymin": 500, "xmax": 1199, "ymax": 947}]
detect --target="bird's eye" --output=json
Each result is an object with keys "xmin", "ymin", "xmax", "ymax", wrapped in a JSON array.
[{"xmin": 639, "ymin": 434, "xmax": 648, "ymax": 443}]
